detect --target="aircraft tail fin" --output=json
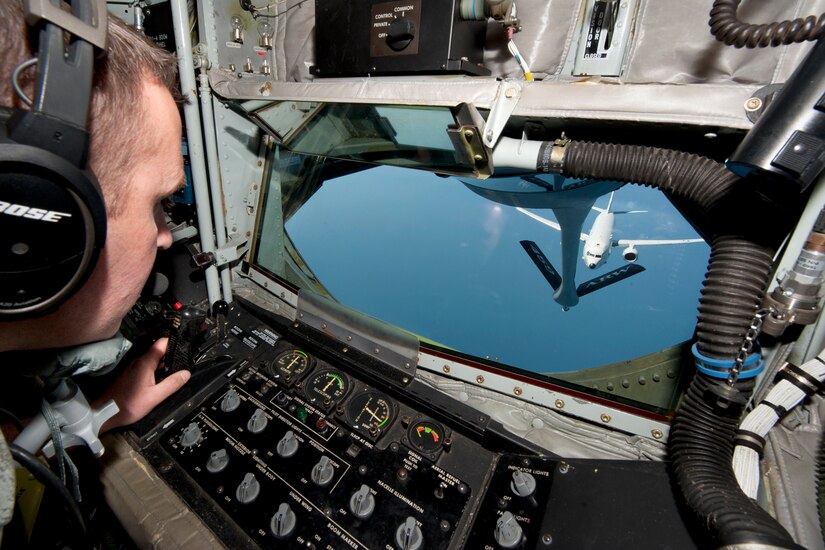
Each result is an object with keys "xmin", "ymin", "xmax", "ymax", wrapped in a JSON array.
[
  {"xmin": 592, "ymin": 191, "xmax": 621, "ymax": 214},
  {"xmin": 520, "ymin": 240, "xmax": 562, "ymax": 291},
  {"xmin": 576, "ymin": 264, "xmax": 646, "ymax": 298},
  {"xmin": 594, "ymin": 192, "xmax": 646, "ymax": 215}
]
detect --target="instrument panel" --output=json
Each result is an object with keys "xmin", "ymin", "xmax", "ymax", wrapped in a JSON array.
[
  {"xmin": 161, "ymin": 354, "xmax": 476, "ymax": 549},
  {"xmin": 133, "ymin": 300, "xmax": 705, "ymax": 549}
]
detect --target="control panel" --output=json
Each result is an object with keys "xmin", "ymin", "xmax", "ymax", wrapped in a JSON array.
[
  {"xmin": 312, "ymin": 0, "xmax": 489, "ymax": 77},
  {"xmin": 161, "ymin": 332, "xmax": 492, "ymax": 548},
  {"xmin": 135, "ymin": 300, "xmax": 705, "ymax": 549}
]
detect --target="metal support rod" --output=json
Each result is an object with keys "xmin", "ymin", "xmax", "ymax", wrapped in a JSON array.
[
  {"xmin": 198, "ymin": 69, "xmax": 233, "ymax": 302},
  {"xmin": 769, "ymin": 171, "xmax": 825, "ymax": 293},
  {"xmin": 169, "ymin": 0, "xmax": 222, "ymax": 306}
]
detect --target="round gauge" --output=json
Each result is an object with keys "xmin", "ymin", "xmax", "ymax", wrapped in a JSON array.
[
  {"xmin": 304, "ymin": 369, "xmax": 349, "ymax": 408},
  {"xmin": 347, "ymin": 391, "xmax": 395, "ymax": 436},
  {"xmin": 408, "ymin": 419, "xmax": 445, "ymax": 454},
  {"xmin": 268, "ymin": 349, "xmax": 314, "ymax": 383}
]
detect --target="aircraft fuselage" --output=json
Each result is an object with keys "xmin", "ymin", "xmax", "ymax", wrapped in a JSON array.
[{"xmin": 582, "ymin": 212, "xmax": 614, "ymax": 269}]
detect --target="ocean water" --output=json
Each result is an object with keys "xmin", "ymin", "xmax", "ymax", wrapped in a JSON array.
[{"xmin": 286, "ymin": 164, "xmax": 710, "ymax": 375}]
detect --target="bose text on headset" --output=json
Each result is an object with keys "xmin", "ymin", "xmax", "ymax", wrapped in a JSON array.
[{"xmin": 0, "ymin": 0, "xmax": 109, "ymax": 318}]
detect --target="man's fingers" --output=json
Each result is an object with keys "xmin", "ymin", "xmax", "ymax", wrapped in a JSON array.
[
  {"xmin": 146, "ymin": 338, "xmax": 170, "ymax": 368},
  {"xmin": 153, "ymin": 369, "xmax": 191, "ymax": 402}
]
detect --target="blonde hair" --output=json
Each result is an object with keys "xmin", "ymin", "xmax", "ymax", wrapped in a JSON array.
[{"xmin": 0, "ymin": 1, "xmax": 183, "ymax": 216}]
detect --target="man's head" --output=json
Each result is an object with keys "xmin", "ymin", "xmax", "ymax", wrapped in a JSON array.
[{"xmin": 0, "ymin": 1, "xmax": 186, "ymax": 350}]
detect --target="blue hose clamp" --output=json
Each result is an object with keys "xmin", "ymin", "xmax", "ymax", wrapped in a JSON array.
[{"xmin": 692, "ymin": 344, "xmax": 764, "ymax": 379}]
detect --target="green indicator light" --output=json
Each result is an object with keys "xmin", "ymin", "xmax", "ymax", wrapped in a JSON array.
[
  {"xmin": 296, "ymin": 406, "xmax": 308, "ymax": 421},
  {"xmin": 416, "ymin": 426, "xmax": 439, "ymax": 442}
]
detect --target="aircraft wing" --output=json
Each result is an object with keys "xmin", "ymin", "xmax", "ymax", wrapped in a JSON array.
[
  {"xmin": 516, "ymin": 208, "xmax": 588, "ymax": 241},
  {"xmin": 614, "ymin": 238, "xmax": 704, "ymax": 246},
  {"xmin": 520, "ymin": 240, "xmax": 562, "ymax": 291},
  {"xmin": 576, "ymin": 264, "xmax": 646, "ymax": 298}
]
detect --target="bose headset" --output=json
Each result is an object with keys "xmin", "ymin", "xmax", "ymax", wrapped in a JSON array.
[{"xmin": 0, "ymin": 0, "xmax": 108, "ymax": 318}]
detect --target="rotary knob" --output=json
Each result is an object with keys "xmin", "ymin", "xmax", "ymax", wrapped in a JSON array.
[
  {"xmin": 221, "ymin": 388, "xmax": 241, "ymax": 412},
  {"xmin": 387, "ymin": 18, "xmax": 415, "ymax": 51},
  {"xmin": 270, "ymin": 502, "xmax": 297, "ymax": 539},
  {"xmin": 349, "ymin": 484, "xmax": 375, "ymax": 520},
  {"xmin": 277, "ymin": 430, "xmax": 299, "ymax": 458},
  {"xmin": 247, "ymin": 408, "xmax": 268, "ymax": 434},
  {"xmin": 236, "ymin": 472, "xmax": 261, "ymax": 504},
  {"xmin": 494, "ymin": 511, "xmax": 523, "ymax": 548},
  {"xmin": 395, "ymin": 516, "xmax": 423, "ymax": 550},
  {"xmin": 310, "ymin": 456, "xmax": 335, "ymax": 487},
  {"xmin": 179, "ymin": 422, "xmax": 202, "ymax": 448},
  {"xmin": 510, "ymin": 470, "xmax": 536, "ymax": 498},
  {"xmin": 206, "ymin": 449, "xmax": 229, "ymax": 473}
]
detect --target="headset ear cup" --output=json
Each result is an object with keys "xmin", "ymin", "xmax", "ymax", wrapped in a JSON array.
[{"xmin": 0, "ymin": 142, "xmax": 107, "ymax": 318}]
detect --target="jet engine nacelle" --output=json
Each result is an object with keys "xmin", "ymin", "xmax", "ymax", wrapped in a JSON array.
[{"xmin": 623, "ymin": 246, "xmax": 639, "ymax": 263}]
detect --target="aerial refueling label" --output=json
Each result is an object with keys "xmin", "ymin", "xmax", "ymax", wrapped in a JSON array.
[
  {"xmin": 251, "ymin": 327, "xmax": 279, "ymax": 346},
  {"xmin": 370, "ymin": 0, "xmax": 421, "ymax": 58}
]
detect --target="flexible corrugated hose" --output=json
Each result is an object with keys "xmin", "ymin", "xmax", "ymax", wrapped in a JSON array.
[
  {"xmin": 555, "ymin": 140, "xmax": 799, "ymax": 548},
  {"xmin": 709, "ymin": 0, "xmax": 824, "ymax": 48}
]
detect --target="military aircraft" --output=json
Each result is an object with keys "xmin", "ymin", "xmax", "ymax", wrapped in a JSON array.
[
  {"xmin": 510, "ymin": 190, "xmax": 704, "ymax": 309},
  {"xmin": 517, "ymin": 191, "xmax": 704, "ymax": 269}
]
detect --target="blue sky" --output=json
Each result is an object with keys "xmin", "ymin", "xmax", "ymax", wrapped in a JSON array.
[{"xmin": 285, "ymin": 165, "xmax": 710, "ymax": 375}]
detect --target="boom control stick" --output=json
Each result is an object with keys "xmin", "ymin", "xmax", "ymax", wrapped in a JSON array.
[
  {"xmin": 213, "ymin": 299, "xmax": 228, "ymax": 342},
  {"xmin": 191, "ymin": 299, "xmax": 232, "ymax": 366}
]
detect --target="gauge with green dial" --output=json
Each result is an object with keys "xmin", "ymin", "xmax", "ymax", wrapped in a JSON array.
[{"xmin": 304, "ymin": 369, "xmax": 349, "ymax": 409}]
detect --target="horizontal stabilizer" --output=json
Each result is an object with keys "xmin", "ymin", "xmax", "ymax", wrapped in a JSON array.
[
  {"xmin": 520, "ymin": 240, "xmax": 562, "ymax": 291},
  {"xmin": 577, "ymin": 263, "xmax": 645, "ymax": 297},
  {"xmin": 516, "ymin": 207, "xmax": 587, "ymax": 241}
]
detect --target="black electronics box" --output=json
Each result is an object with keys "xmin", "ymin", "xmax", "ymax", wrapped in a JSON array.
[{"xmin": 312, "ymin": 0, "xmax": 489, "ymax": 77}]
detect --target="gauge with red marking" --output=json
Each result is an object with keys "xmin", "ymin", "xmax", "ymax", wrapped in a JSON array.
[{"xmin": 408, "ymin": 419, "xmax": 445, "ymax": 454}]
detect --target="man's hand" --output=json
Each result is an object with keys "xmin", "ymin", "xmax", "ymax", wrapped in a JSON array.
[{"xmin": 96, "ymin": 338, "xmax": 191, "ymax": 432}]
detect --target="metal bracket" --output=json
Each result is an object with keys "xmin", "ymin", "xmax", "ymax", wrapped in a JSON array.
[
  {"xmin": 171, "ymin": 222, "xmax": 199, "ymax": 242},
  {"xmin": 446, "ymin": 103, "xmax": 493, "ymax": 177},
  {"xmin": 483, "ymin": 80, "xmax": 522, "ymax": 148},
  {"xmin": 26, "ymin": 0, "xmax": 108, "ymax": 49},
  {"xmin": 296, "ymin": 290, "xmax": 420, "ymax": 385},
  {"xmin": 743, "ymin": 84, "xmax": 784, "ymax": 124},
  {"xmin": 192, "ymin": 236, "xmax": 249, "ymax": 269}
]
